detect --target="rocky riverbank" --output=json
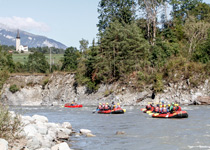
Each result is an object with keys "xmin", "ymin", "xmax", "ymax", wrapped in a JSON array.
[
  {"xmin": 0, "ymin": 111, "xmax": 95, "ymax": 150},
  {"xmin": 1, "ymin": 73, "xmax": 210, "ymax": 106}
]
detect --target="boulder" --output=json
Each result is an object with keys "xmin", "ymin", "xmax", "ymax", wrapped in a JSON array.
[
  {"xmin": 86, "ymin": 133, "xmax": 96, "ymax": 137},
  {"xmin": 26, "ymin": 136, "xmax": 41, "ymax": 150},
  {"xmin": 62, "ymin": 122, "xmax": 72, "ymax": 129},
  {"xmin": 57, "ymin": 132, "xmax": 69, "ymax": 140},
  {"xmin": 24, "ymin": 125, "xmax": 38, "ymax": 138},
  {"xmin": 32, "ymin": 115, "xmax": 48, "ymax": 123},
  {"xmin": 0, "ymin": 139, "xmax": 8, "ymax": 150},
  {"xmin": 79, "ymin": 129, "xmax": 91, "ymax": 135},
  {"xmin": 51, "ymin": 142, "xmax": 71, "ymax": 150},
  {"xmin": 197, "ymin": 96, "xmax": 210, "ymax": 105}
]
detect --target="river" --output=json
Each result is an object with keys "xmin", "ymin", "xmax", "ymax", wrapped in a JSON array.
[{"xmin": 10, "ymin": 105, "xmax": 210, "ymax": 150}]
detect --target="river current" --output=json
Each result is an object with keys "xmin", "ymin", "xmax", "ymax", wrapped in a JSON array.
[{"xmin": 10, "ymin": 105, "xmax": 210, "ymax": 150}]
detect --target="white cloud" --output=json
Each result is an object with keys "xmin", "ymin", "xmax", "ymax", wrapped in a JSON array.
[{"xmin": 0, "ymin": 16, "xmax": 50, "ymax": 32}]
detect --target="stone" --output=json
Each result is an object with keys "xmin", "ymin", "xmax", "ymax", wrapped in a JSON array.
[
  {"xmin": 26, "ymin": 136, "xmax": 41, "ymax": 150},
  {"xmin": 62, "ymin": 122, "xmax": 72, "ymax": 129},
  {"xmin": 24, "ymin": 125, "xmax": 38, "ymax": 138},
  {"xmin": 116, "ymin": 131, "xmax": 125, "ymax": 135},
  {"xmin": 197, "ymin": 96, "xmax": 210, "ymax": 105},
  {"xmin": 0, "ymin": 139, "xmax": 8, "ymax": 150},
  {"xmin": 32, "ymin": 115, "xmax": 48, "ymax": 123},
  {"xmin": 86, "ymin": 133, "xmax": 96, "ymax": 137},
  {"xmin": 57, "ymin": 132, "xmax": 69, "ymax": 140},
  {"xmin": 51, "ymin": 142, "xmax": 71, "ymax": 150},
  {"xmin": 80, "ymin": 129, "xmax": 91, "ymax": 135}
]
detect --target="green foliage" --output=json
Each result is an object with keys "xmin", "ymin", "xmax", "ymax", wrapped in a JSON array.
[
  {"xmin": 79, "ymin": 38, "xmax": 89, "ymax": 52},
  {"xmin": 0, "ymin": 104, "xmax": 24, "ymax": 145},
  {"xmin": 97, "ymin": 0, "xmax": 136, "ymax": 32},
  {"xmin": 9, "ymin": 84, "xmax": 19, "ymax": 93},
  {"xmin": 25, "ymin": 52, "xmax": 49, "ymax": 73},
  {"xmin": 0, "ymin": 69, "xmax": 9, "ymax": 93},
  {"xmin": 43, "ymin": 78, "xmax": 49, "ymax": 86},
  {"xmin": 153, "ymin": 73, "xmax": 164, "ymax": 92},
  {"xmin": 61, "ymin": 47, "xmax": 80, "ymax": 71},
  {"xmin": 96, "ymin": 21, "xmax": 150, "ymax": 82},
  {"xmin": 192, "ymin": 29, "xmax": 210, "ymax": 63}
]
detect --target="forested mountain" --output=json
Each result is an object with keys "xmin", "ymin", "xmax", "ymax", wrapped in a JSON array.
[{"xmin": 0, "ymin": 24, "xmax": 67, "ymax": 49}]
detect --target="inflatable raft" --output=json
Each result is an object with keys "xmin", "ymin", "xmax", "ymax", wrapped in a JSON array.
[
  {"xmin": 152, "ymin": 111, "xmax": 188, "ymax": 118},
  {"xmin": 98, "ymin": 108, "xmax": 125, "ymax": 114},
  {"xmin": 64, "ymin": 103, "xmax": 83, "ymax": 108},
  {"xmin": 140, "ymin": 108, "xmax": 153, "ymax": 113}
]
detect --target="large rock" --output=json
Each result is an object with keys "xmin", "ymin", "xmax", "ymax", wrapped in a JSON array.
[
  {"xmin": 24, "ymin": 125, "xmax": 38, "ymax": 137},
  {"xmin": 197, "ymin": 96, "xmax": 210, "ymax": 105},
  {"xmin": 51, "ymin": 142, "xmax": 71, "ymax": 150},
  {"xmin": 0, "ymin": 139, "xmax": 8, "ymax": 150},
  {"xmin": 80, "ymin": 129, "xmax": 91, "ymax": 135},
  {"xmin": 32, "ymin": 115, "xmax": 48, "ymax": 123}
]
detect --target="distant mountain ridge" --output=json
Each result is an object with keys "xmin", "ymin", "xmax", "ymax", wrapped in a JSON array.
[{"xmin": 0, "ymin": 25, "xmax": 67, "ymax": 49}]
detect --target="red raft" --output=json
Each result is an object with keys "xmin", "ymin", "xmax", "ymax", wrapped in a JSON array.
[
  {"xmin": 98, "ymin": 108, "xmax": 124, "ymax": 114},
  {"xmin": 152, "ymin": 111, "xmax": 188, "ymax": 118},
  {"xmin": 140, "ymin": 108, "xmax": 153, "ymax": 113},
  {"xmin": 64, "ymin": 103, "xmax": 83, "ymax": 108}
]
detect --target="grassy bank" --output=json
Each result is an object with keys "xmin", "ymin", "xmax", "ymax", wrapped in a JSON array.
[{"xmin": 12, "ymin": 53, "xmax": 64, "ymax": 65}]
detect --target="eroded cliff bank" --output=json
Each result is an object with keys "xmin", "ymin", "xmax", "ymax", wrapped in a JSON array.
[{"xmin": 1, "ymin": 73, "xmax": 210, "ymax": 106}]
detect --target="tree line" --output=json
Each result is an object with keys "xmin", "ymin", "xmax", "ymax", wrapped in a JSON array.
[{"xmin": 1, "ymin": 0, "xmax": 210, "ymax": 93}]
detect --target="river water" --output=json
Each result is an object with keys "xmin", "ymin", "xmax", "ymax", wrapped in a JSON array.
[{"xmin": 10, "ymin": 105, "xmax": 210, "ymax": 150}]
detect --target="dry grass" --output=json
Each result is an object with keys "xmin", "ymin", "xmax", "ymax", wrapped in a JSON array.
[{"xmin": 0, "ymin": 104, "xmax": 25, "ymax": 148}]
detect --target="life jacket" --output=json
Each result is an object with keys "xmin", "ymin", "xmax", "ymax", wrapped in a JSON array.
[
  {"xmin": 155, "ymin": 107, "xmax": 159, "ymax": 112},
  {"xmin": 146, "ymin": 105, "xmax": 151, "ymax": 110},
  {"xmin": 104, "ymin": 105, "xmax": 109, "ymax": 110},
  {"xmin": 173, "ymin": 107, "xmax": 176, "ymax": 111},
  {"xmin": 176, "ymin": 106, "xmax": 181, "ymax": 111},
  {"xmin": 98, "ymin": 105, "xmax": 102, "ymax": 109},
  {"xmin": 116, "ymin": 105, "xmax": 120, "ymax": 108},
  {"xmin": 151, "ymin": 106, "xmax": 155, "ymax": 111},
  {"xmin": 162, "ymin": 107, "xmax": 167, "ymax": 113}
]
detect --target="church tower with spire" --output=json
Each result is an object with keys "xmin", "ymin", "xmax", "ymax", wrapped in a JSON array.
[
  {"xmin": 15, "ymin": 29, "xmax": 28, "ymax": 52},
  {"xmin": 16, "ymin": 29, "xmax": 20, "ymax": 51}
]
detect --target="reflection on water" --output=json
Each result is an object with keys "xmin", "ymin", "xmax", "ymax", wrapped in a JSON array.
[{"xmin": 10, "ymin": 105, "xmax": 210, "ymax": 150}]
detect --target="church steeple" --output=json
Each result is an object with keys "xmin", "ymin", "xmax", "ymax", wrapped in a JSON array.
[{"xmin": 16, "ymin": 29, "xmax": 20, "ymax": 39}]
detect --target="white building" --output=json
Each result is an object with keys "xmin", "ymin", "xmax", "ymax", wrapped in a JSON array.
[{"xmin": 16, "ymin": 30, "xmax": 28, "ymax": 52}]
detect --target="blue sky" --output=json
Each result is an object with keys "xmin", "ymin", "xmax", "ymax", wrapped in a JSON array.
[
  {"xmin": 0, "ymin": 0, "xmax": 209, "ymax": 49},
  {"xmin": 0, "ymin": 0, "xmax": 100, "ymax": 49}
]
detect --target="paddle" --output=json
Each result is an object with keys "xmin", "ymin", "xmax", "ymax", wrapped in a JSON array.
[{"xmin": 92, "ymin": 109, "xmax": 99, "ymax": 113}]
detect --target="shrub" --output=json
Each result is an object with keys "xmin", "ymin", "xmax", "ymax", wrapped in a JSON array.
[
  {"xmin": 153, "ymin": 73, "xmax": 164, "ymax": 92},
  {"xmin": 0, "ymin": 104, "xmax": 24, "ymax": 146},
  {"xmin": 43, "ymin": 78, "xmax": 49, "ymax": 86},
  {"xmin": 9, "ymin": 84, "xmax": 19, "ymax": 93}
]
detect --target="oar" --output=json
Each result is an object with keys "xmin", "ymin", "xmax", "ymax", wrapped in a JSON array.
[{"xmin": 92, "ymin": 109, "xmax": 99, "ymax": 113}]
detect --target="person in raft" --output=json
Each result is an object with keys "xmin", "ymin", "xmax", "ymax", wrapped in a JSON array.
[
  {"xmin": 160, "ymin": 105, "xmax": 168, "ymax": 114},
  {"xmin": 146, "ymin": 102, "xmax": 152, "ymax": 110},
  {"xmin": 153, "ymin": 104, "xmax": 160, "ymax": 113},
  {"xmin": 71, "ymin": 101, "xmax": 75, "ymax": 106},
  {"xmin": 97, "ymin": 103, "xmax": 103, "ymax": 110},
  {"xmin": 116, "ymin": 103, "xmax": 121, "ymax": 108},
  {"xmin": 175, "ymin": 104, "xmax": 182, "ymax": 111},
  {"xmin": 169, "ymin": 102, "xmax": 175, "ymax": 113},
  {"xmin": 104, "ymin": 103, "xmax": 110, "ymax": 110},
  {"xmin": 111, "ymin": 101, "xmax": 115, "ymax": 110}
]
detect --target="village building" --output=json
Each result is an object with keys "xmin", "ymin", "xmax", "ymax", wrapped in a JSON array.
[{"xmin": 16, "ymin": 29, "xmax": 28, "ymax": 52}]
